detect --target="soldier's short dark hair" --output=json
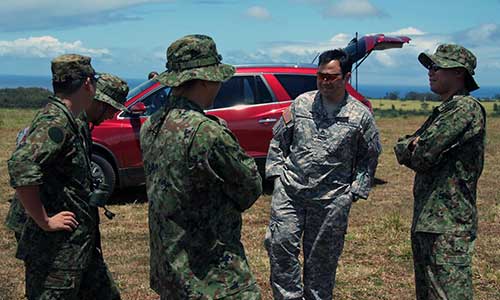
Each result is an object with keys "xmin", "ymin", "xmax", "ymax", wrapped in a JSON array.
[
  {"xmin": 318, "ymin": 49, "xmax": 352, "ymax": 77},
  {"xmin": 52, "ymin": 78, "xmax": 86, "ymax": 95}
]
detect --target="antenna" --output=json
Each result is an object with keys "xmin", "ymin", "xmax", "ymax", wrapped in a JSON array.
[
  {"xmin": 355, "ymin": 32, "xmax": 358, "ymax": 91},
  {"xmin": 311, "ymin": 51, "xmax": 320, "ymax": 64}
]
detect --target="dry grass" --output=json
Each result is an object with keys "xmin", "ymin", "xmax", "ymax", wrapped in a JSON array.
[{"xmin": 1, "ymin": 109, "xmax": 499, "ymax": 299}]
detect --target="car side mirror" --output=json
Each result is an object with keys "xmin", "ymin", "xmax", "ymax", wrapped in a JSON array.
[{"xmin": 129, "ymin": 102, "xmax": 147, "ymax": 114}]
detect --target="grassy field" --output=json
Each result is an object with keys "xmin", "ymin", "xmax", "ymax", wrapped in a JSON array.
[
  {"xmin": 1, "ymin": 107, "xmax": 499, "ymax": 299},
  {"xmin": 371, "ymin": 98, "xmax": 500, "ymax": 113}
]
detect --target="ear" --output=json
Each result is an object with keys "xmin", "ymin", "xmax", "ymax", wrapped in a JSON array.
[
  {"xmin": 344, "ymin": 72, "xmax": 352, "ymax": 82},
  {"xmin": 84, "ymin": 77, "xmax": 94, "ymax": 91}
]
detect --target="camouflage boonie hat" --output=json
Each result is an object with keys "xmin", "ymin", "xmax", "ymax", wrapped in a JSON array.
[
  {"xmin": 156, "ymin": 34, "xmax": 235, "ymax": 87},
  {"xmin": 418, "ymin": 44, "xmax": 479, "ymax": 91},
  {"xmin": 94, "ymin": 73, "xmax": 130, "ymax": 112},
  {"xmin": 51, "ymin": 54, "xmax": 96, "ymax": 82}
]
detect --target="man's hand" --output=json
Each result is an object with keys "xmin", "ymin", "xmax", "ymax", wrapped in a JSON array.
[
  {"xmin": 16, "ymin": 186, "xmax": 78, "ymax": 232},
  {"xmin": 409, "ymin": 137, "xmax": 420, "ymax": 152},
  {"xmin": 42, "ymin": 211, "xmax": 79, "ymax": 232}
]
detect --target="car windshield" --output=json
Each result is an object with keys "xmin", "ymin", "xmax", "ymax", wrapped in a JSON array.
[{"xmin": 127, "ymin": 79, "xmax": 158, "ymax": 100}]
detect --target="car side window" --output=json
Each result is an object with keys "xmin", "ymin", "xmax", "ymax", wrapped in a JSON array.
[
  {"xmin": 275, "ymin": 74, "xmax": 317, "ymax": 99},
  {"xmin": 213, "ymin": 76, "xmax": 273, "ymax": 109},
  {"xmin": 141, "ymin": 87, "xmax": 169, "ymax": 116}
]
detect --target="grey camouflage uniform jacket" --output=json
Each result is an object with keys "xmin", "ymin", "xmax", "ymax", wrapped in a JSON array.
[{"xmin": 266, "ymin": 90, "xmax": 381, "ymax": 200}]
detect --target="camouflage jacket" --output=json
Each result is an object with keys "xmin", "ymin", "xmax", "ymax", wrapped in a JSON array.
[
  {"xmin": 7, "ymin": 96, "xmax": 96, "ymax": 269},
  {"xmin": 140, "ymin": 95, "xmax": 262, "ymax": 299},
  {"xmin": 394, "ymin": 93, "xmax": 486, "ymax": 235},
  {"xmin": 5, "ymin": 112, "xmax": 95, "ymax": 235},
  {"xmin": 266, "ymin": 91, "xmax": 381, "ymax": 200}
]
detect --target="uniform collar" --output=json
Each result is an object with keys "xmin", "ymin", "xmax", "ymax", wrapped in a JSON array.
[
  {"xmin": 436, "ymin": 89, "xmax": 470, "ymax": 113},
  {"xmin": 170, "ymin": 95, "xmax": 205, "ymax": 114}
]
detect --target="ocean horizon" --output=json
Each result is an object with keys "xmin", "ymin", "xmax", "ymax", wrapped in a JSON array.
[{"xmin": 1, "ymin": 74, "xmax": 499, "ymax": 99}]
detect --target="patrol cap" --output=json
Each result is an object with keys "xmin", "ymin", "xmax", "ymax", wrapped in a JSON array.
[
  {"xmin": 156, "ymin": 34, "xmax": 235, "ymax": 87},
  {"xmin": 51, "ymin": 54, "xmax": 96, "ymax": 83},
  {"xmin": 94, "ymin": 73, "xmax": 130, "ymax": 112},
  {"xmin": 418, "ymin": 44, "xmax": 479, "ymax": 91}
]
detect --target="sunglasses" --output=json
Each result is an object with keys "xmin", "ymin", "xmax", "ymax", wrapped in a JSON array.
[
  {"xmin": 317, "ymin": 72, "xmax": 343, "ymax": 82},
  {"xmin": 428, "ymin": 63, "xmax": 442, "ymax": 72}
]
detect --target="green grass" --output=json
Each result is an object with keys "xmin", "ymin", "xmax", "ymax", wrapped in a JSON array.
[
  {"xmin": 1, "ymin": 108, "xmax": 499, "ymax": 300},
  {"xmin": 370, "ymin": 98, "xmax": 500, "ymax": 114}
]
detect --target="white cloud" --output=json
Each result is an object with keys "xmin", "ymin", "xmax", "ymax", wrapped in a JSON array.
[
  {"xmin": 324, "ymin": 0, "xmax": 386, "ymax": 18},
  {"xmin": 0, "ymin": 0, "xmax": 173, "ymax": 31},
  {"xmin": 245, "ymin": 6, "xmax": 272, "ymax": 20},
  {"xmin": 0, "ymin": 36, "xmax": 110, "ymax": 58},
  {"xmin": 387, "ymin": 27, "xmax": 426, "ymax": 36}
]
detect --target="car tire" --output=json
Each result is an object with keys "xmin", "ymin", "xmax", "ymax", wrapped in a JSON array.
[{"xmin": 91, "ymin": 154, "xmax": 116, "ymax": 198}]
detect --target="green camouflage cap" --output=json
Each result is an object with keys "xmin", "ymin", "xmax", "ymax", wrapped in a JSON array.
[
  {"xmin": 94, "ymin": 73, "xmax": 130, "ymax": 112},
  {"xmin": 418, "ymin": 44, "xmax": 479, "ymax": 91},
  {"xmin": 51, "ymin": 54, "xmax": 96, "ymax": 82},
  {"xmin": 156, "ymin": 34, "xmax": 235, "ymax": 87}
]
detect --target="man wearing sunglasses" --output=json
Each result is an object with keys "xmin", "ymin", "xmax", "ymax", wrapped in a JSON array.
[
  {"xmin": 265, "ymin": 49, "xmax": 381, "ymax": 300},
  {"xmin": 394, "ymin": 44, "xmax": 486, "ymax": 300}
]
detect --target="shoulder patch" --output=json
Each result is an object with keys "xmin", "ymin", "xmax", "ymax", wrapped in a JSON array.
[
  {"xmin": 282, "ymin": 106, "xmax": 293, "ymax": 124},
  {"xmin": 48, "ymin": 127, "xmax": 65, "ymax": 144}
]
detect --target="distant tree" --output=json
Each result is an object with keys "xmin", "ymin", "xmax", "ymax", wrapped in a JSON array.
[
  {"xmin": 0, "ymin": 87, "xmax": 52, "ymax": 108},
  {"xmin": 494, "ymin": 93, "xmax": 500, "ymax": 100},
  {"xmin": 404, "ymin": 91, "xmax": 440, "ymax": 101},
  {"xmin": 420, "ymin": 102, "xmax": 430, "ymax": 111},
  {"xmin": 383, "ymin": 91, "xmax": 400, "ymax": 100}
]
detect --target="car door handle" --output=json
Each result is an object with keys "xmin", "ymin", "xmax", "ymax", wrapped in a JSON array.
[{"xmin": 258, "ymin": 118, "xmax": 277, "ymax": 124}]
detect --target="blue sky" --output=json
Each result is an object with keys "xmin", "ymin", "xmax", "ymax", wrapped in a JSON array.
[{"xmin": 1, "ymin": 0, "xmax": 500, "ymax": 87}]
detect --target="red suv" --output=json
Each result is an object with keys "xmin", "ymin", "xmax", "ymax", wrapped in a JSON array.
[{"xmin": 90, "ymin": 34, "xmax": 410, "ymax": 195}]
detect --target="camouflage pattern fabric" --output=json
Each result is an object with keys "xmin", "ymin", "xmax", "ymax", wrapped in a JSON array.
[
  {"xmin": 156, "ymin": 34, "xmax": 235, "ymax": 87},
  {"xmin": 51, "ymin": 54, "xmax": 96, "ymax": 83},
  {"xmin": 140, "ymin": 95, "xmax": 262, "ymax": 299},
  {"xmin": 418, "ymin": 44, "xmax": 479, "ymax": 91},
  {"xmin": 394, "ymin": 92, "xmax": 485, "ymax": 300},
  {"xmin": 7, "ymin": 96, "xmax": 120, "ymax": 299},
  {"xmin": 265, "ymin": 91, "xmax": 381, "ymax": 300},
  {"xmin": 25, "ymin": 248, "xmax": 120, "ymax": 300},
  {"xmin": 94, "ymin": 73, "xmax": 130, "ymax": 112},
  {"xmin": 411, "ymin": 232, "xmax": 474, "ymax": 300}
]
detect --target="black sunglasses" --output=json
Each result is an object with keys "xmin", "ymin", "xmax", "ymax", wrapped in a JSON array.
[{"xmin": 428, "ymin": 63, "xmax": 442, "ymax": 72}]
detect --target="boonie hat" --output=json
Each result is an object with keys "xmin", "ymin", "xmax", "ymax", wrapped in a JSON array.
[
  {"xmin": 51, "ymin": 54, "xmax": 96, "ymax": 83},
  {"xmin": 94, "ymin": 73, "xmax": 130, "ymax": 112},
  {"xmin": 418, "ymin": 44, "xmax": 479, "ymax": 91},
  {"xmin": 156, "ymin": 34, "xmax": 235, "ymax": 87}
]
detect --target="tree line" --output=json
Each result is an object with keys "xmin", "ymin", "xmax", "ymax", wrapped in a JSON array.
[
  {"xmin": 0, "ymin": 87, "xmax": 52, "ymax": 108},
  {"xmin": 382, "ymin": 90, "xmax": 500, "ymax": 101}
]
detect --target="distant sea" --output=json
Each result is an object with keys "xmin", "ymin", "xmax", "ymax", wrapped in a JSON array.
[{"xmin": 1, "ymin": 74, "xmax": 499, "ymax": 99}]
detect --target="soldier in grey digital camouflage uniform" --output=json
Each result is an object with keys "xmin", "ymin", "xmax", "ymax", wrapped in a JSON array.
[
  {"xmin": 7, "ymin": 55, "xmax": 122, "ymax": 300},
  {"xmin": 394, "ymin": 44, "xmax": 486, "ymax": 300},
  {"xmin": 140, "ymin": 34, "xmax": 263, "ymax": 300},
  {"xmin": 265, "ymin": 49, "xmax": 381, "ymax": 300}
]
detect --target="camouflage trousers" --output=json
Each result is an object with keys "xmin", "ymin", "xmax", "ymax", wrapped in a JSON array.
[
  {"xmin": 411, "ymin": 232, "xmax": 475, "ymax": 300},
  {"xmin": 25, "ymin": 248, "xmax": 120, "ymax": 300},
  {"xmin": 265, "ymin": 178, "xmax": 353, "ymax": 300}
]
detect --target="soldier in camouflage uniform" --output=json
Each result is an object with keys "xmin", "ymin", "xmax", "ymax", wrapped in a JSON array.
[
  {"xmin": 265, "ymin": 49, "xmax": 381, "ymax": 300},
  {"xmin": 5, "ymin": 73, "xmax": 129, "ymax": 241},
  {"xmin": 140, "ymin": 34, "xmax": 263, "ymax": 300},
  {"xmin": 394, "ymin": 44, "xmax": 486, "ymax": 300},
  {"xmin": 7, "ymin": 54, "xmax": 121, "ymax": 300}
]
